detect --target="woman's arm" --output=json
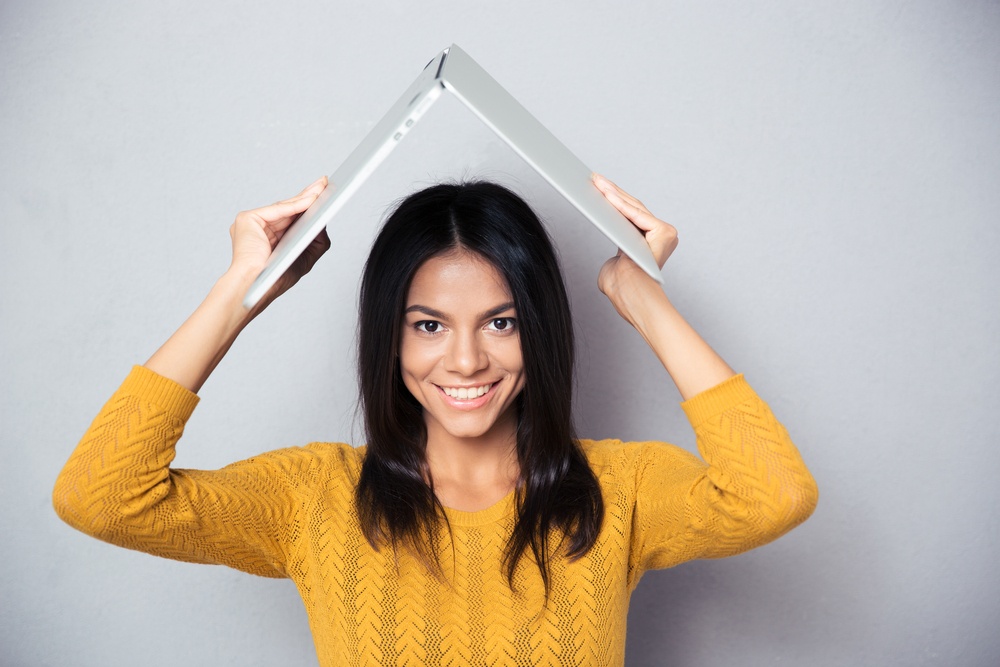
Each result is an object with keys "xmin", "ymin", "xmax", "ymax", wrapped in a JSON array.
[
  {"xmin": 54, "ymin": 177, "xmax": 332, "ymax": 572},
  {"xmin": 592, "ymin": 175, "xmax": 818, "ymax": 575},
  {"xmin": 53, "ymin": 366, "xmax": 328, "ymax": 577},
  {"xmin": 146, "ymin": 176, "xmax": 330, "ymax": 392},
  {"xmin": 592, "ymin": 174, "xmax": 734, "ymax": 400}
]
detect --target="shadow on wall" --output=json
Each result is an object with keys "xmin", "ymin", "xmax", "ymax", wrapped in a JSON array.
[
  {"xmin": 623, "ymin": 492, "xmax": 886, "ymax": 665},
  {"xmin": 625, "ymin": 560, "xmax": 783, "ymax": 664},
  {"xmin": 627, "ymin": 561, "xmax": 732, "ymax": 664}
]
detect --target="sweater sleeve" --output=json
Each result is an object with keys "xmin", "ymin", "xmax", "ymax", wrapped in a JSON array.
[
  {"xmin": 52, "ymin": 366, "xmax": 320, "ymax": 578},
  {"xmin": 629, "ymin": 374, "xmax": 818, "ymax": 580}
]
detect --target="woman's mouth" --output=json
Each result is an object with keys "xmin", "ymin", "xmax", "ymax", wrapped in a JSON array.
[
  {"xmin": 435, "ymin": 382, "xmax": 499, "ymax": 409},
  {"xmin": 440, "ymin": 383, "xmax": 494, "ymax": 399}
]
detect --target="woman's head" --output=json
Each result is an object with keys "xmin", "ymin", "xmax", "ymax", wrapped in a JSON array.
[
  {"xmin": 358, "ymin": 181, "xmax": 574, "ymax": 452},
  {"xmin": 356, "ymin": 181, "xmax": 602, "ymax": 597},
  {"xmin": 398, "ymin": 247, "xmax": 525, "ymax": 446}
]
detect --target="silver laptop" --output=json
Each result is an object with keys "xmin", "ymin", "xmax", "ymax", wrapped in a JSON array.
[{"xmin": 242, "ymin": 44, "xmax": 662, "ymax": 309}]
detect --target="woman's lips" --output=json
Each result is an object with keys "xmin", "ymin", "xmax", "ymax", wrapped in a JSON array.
[{"xmin": 435, "ymin": 381, "xmax": 499, "ymax": 410}]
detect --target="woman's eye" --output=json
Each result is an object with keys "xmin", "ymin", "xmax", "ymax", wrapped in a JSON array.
[
  {"xmin": 415, "ymin": 321, "xmax": 440, "ymax": 333},
  {"xmin": 487, "ymin": 318, "xmax": 516, "ymax": 332}
]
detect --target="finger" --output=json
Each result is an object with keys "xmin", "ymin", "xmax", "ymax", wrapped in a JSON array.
[
  {"xmin": 596, "ymin": 181, "xmax": 651, "ymax": 220},
  {"xmin": 593, "ymin": 175, "xmax": 677, "ymax": 267},
  {"xmin": 599, "ymin": 185, "xmax": 664, "ymax": 233},
  {"xmin": 251, "ymin": 192, "xmax": 320, "ymax": 226},
  {"xmin": 592, "ymin": 174, "xmax": 670, "ymax": 234},
  {"xmin": 592, "ymin": 174, "xmax": 650, "ymax": 213},
  {"xmin": 295, "ymin": 175, "xmax": 328, "ymax": 198},
  {"xmin": 266, "ymin": 181, "xmax": 323, "ymax": 217},
  {"xmin": 295, "ymin": 227, "xmax": 332, "ymax": 272},
  {"xmin": 271, "ymin": 177, "xmax": 328, "ymax": 207},
  {"xmin": 310, "ymin": 226, "xmax": 332, "ymax": 254}
]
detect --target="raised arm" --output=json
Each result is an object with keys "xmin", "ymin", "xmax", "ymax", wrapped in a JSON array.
[
  {"xmin": 147, "ymin": 176, "xmax": 330, "ymax": 392},
  {"xmin": 591, "ymin": 174, "xmax": 818, "ymax": 572},
  {"xmin": 53, "ymin": 177, "xmax": 332, "ymax": 574},
  {"xmin": 592, "ymin": 173, "xmax": 734, "ymax": 400}
]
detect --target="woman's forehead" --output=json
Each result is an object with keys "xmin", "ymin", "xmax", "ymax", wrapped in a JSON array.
[{"xmin": 406, "ymin": 249, "xmax": 512, "ymax": 311}]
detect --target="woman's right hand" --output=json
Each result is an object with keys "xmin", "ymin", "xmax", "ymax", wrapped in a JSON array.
[
  {"xmin": 228, "ymin": 176, "xmax": 331, "ymax": 314},
  {"xmin": 144, "ymin": 177, "xmax": 331, "ymax": 393}
]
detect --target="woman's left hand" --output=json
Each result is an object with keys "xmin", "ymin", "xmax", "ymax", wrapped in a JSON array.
[
  {"xmin": 593, "ymin": 174, "xmax": 677, "ymax": 320},
  {"xmin": 592, "ymin": 174, "xmax": 734, "ymax": 398}
]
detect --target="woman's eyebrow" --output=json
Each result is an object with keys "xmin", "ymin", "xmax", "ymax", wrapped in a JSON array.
[
  {"xmin": 404, "ymin": 305, "xmax": 448, "ymax": 320},
  {"xmin": 479, "ymin": 302, "xmax": 516, "ymax": 320},
  {"xmin": 404, "ymin": 302, "xmax": 515, "ymax": 320}
]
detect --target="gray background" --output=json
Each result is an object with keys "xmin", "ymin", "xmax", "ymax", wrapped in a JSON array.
[{"xmin": 2, "ymin": 1, "xmax": 998, "ymax": 665}]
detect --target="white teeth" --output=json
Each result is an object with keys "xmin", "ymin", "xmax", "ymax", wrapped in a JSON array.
[{"xmin": 442, "ymin": 383, "xmax": 493, "ymax": 399}]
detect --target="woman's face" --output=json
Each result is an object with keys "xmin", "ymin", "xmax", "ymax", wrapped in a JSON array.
[{"xmin": 399, "ymin": 248, "xmax": 525, "ymax": 444}]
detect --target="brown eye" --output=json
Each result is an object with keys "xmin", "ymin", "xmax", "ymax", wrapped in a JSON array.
[
  {"xmin": 416, "ymin": 321, "xmax": 440, "ymax": 333},
  {"xmin": 488, "ymin": 318, "xmax": 515, "ymax": 332}
]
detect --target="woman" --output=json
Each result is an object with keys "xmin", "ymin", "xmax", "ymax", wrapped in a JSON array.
[{"xmin": 54, "ymin": 174, "xmax": 818, "ymax": 666}]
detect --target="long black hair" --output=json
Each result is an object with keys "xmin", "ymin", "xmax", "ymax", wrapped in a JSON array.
[{"xmin": 355, "ymin": 181, "xmax": 603, "ymax": 598}]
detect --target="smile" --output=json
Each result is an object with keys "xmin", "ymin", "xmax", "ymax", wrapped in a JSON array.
[{"xmin": 438, "ymin": 382, "xmax": 495, "ymax": 400}]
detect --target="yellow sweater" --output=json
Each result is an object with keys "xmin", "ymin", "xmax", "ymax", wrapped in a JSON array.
[{"xmin": 54, "ymin": 366, "xmax": 817, "ymax": 666}]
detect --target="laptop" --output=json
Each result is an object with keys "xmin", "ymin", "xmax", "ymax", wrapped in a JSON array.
[{"xmin": 242, "ymin": 44, "xmax": 662, "ymax": 309}]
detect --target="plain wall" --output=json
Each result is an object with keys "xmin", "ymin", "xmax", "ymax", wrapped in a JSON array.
[{"xmin": 2, "ymin": 1, "xmax": 998, "ymax": 665}]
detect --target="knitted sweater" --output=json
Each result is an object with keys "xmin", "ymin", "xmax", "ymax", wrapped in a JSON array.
[{"xmin": 53, "ymin": 366, "xmax": 817, "ymax": 666}]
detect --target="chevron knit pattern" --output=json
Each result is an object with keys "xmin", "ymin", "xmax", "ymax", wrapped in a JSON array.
[{"xmin": 53, "ymin": 367, "xmax": 818, "ymax": 666}]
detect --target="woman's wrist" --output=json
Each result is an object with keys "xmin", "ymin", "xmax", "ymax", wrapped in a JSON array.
[
  {"xmin": 603, "ymin": 265, "xmax": 668, "ymax": 331},
  {"xmin": 143, "ymin": 269, "xmax": 258, "ymax": 393},
  {"xmin": 216, "ymin": 264, "xmax": 259, "ymax": 325},
  {"xmin": 607, "ymin": 278, "xmax": 735, "ymax": 401}
]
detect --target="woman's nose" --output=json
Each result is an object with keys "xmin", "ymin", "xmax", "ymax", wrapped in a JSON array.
[{"xmin": 444, "ymin": 331, "xmax": 488, "ymax": 376}]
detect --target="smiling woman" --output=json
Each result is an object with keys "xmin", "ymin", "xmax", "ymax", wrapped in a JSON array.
[
  {"xmin": 53, "ymin": 176, "xmax": 818, "ymax": 666},
  {"xmin": 400, "ymin": 252, "xmax": 524, "ymax": 442},
  {"xmin": 355, "ymin": 182, "xmax": 603, "ymax": 600}
]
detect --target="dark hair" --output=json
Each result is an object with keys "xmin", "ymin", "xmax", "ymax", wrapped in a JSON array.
[{"xmin": 355, "ymin": 181, "xmax": 603, "ymax": 599}]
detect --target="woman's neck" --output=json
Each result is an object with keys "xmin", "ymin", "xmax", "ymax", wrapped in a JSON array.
[{"xmin": 423, "ymin": 412, "xmax": 520, "ymax": 491}]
